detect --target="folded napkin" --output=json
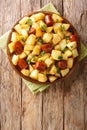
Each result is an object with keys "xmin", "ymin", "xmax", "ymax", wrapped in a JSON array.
[{"xmin": 0, "ymin": 3, "xmax": 87, "ymax": 94}]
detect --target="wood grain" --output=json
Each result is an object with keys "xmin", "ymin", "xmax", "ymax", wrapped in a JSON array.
[
  {"xmin": 0, "ymin": 0, "xmax": 21, "ymax": 130},
  {"xmin": 20, "ymin": 0, "xmax": 42, "ymax": 130},
  {"xmin": 63, "ymin": 0, "xmax": 87, "ymax": 130},
  {"xmin": 41, "ymin": 1, "xmax": 64, "ymax": 130},
  {"xmin": 0, "ymin": 0, "xmax": 87, "ymax": 130}
]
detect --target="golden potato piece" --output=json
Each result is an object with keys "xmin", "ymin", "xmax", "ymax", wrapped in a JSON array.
[
  {"xmin": 12, "ymin": 55, "xmax": 19, "ymax": 65},
  {"xmin": 26, "ymin": 34, "xmax": 36, "ymax": 45},
  {"xmin": 49, "ymin": 65, "xmax": 57, "ymax": 75},
  {"xmin": 32, "ymin": 45, "xmax": 41, "ymax": 55},
  {"xmin": 30, "ymin": 69, "xmax": 39, "ymax": 80},
  {"xmin": 67, "ymin": 41, "xmax": 77, "ymax": 50},
  {"xmin": 52, "ymin": 34, "xmax": 61, "ymax": 45},
  {"xmin": 19, "ymin": 52, "xmax": 26, "ymax": 59},
  {"xmin": 72, "ymin": 48, "xmax": 79, "ymax": 58},
  {"xmin": 33, "ymin": 13, "xmax": 45, "ymax": 21},
  {"xmin": 64, "ymin": 49, "xmax": 72, "ymax": 57},
  {"xmin": 24, "ymin": 44, "xmax": 34, "ymax": 51},
  {"xmin": 14, "ymin": 24, "xmax": 21, "ymax": 34},
  {"xmin": 51, "ymin": 50, "xmax": 62, "ymax": 60},
  {"xmin": 48, "ymin": 76, "xmax": 57, "ymax": 82},
  {"xmin": 38, "ymin": 73, "xmax": 47, "ymax": 82},
  {"xmin": 21, "ymin": 69, "xmax": 30, "ymax": 76},
  {"xmin": 52, "ymin": 14, "xmax": 63, "ymax": 23},
  {"xmin": 42, "ymin": 33, "xmax": 52, "ymax": 43},
  {"xmin": 61, "ymin": 68, "xmax": 69, "ymax": 77},
  {"xmin": 45, "ymin": 58, "xmax": 53, "ymax": 67},
  {"xmin": 59, "ymin": 39, "xmax": 67, "ymax": 51},
  {"xmin": 8, "ymin": 42, "xmax": 15, "ymax": 53},
  {"xmin": 67, "ymin": 58, "xmax": 74, "ymax": 69}
]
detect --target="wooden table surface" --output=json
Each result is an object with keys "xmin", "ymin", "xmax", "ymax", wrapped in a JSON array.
[{"xmin": 0, "ymin": 0, "xmax": 87, "ymax": 130}]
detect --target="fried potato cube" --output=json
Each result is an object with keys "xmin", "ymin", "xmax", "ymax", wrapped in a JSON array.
[
  {"xmin": 14, "ymin": 24, "xmax": 21, "ymax": 34},
  {"xmin": 11, "ymin": 32, "xmax": 19, "ymax": 42},
  {"xmin": 29, "ymin": 65, "xmax": 34, "ymax": 73},
  {"xmin": 42, "ymin": 33, "xmax": 52, "ymax": 43},
  {"xmin": 48, "ymin": 76, "xmax": 57, "ymax": 82},
  {"xmin": 67, "ymin": 58, "xmax": 74, "ymax": 69},
  {"xmin": 51, "ymin": 50, "xmax": 62, "ymax": 60},
  {"xmin": 33, "ymin": 13, "xmax": 45, "ymax": 21},
  {"xmin": 24, "ymin": 50, "xmax": 30, "ymax": 55},
  {"xmin": 12, "ymin": 54, "xmax": 19, "ymax": 65},
  {"xmin": 21, "ymin": 29, "xmax": 28, "ymax": 39},
  {"xmin": 52, "ymin": 34, "xmax": 61, "ymax": 44},
  {"xmin": 64, "ymin": 49, "xmax": 72, "ymax": 57},
  {"xmin": 46, "ymin": 26, "xmax": 53, "ymax": 33},
  {"xmin": 49, "ymin": 65, "xmax": 57, "ymax": 75},
  {"xmin": 30, "ymin": 69, "xmax": 39, "ymax": 80},
  {"xmin": 59, "ymin": 39, "xmax": 67, "ymax": 51},
  {"xmin": 53, "ymin": 23, "xmax": 62, "ymax": 33},
  {"xmin": 24, "ymin": 44, "xmax": 34, "ymax": 51},
  {"xmin": 21, "ymin": 69, "xmax": 30, "ymax": 76},
  {"xmin": 8, "ymin": 42, "xmax": 15, "ymax": 53},
  {"xmin": 57, "ymin": 30, "xmax": 64, "ymax": 39},
  {"xmin": 38, "ymin": 53, "xmax": 50, "ymax": 61},
  {"xmin": 32, "ymin": 22, "xmax": 40, "ymax": 29},
  {"xmin": 38, "ymin": 73, "xmax": 47, "ymax": 82},
  {"xmin": 19, "ymin": 16, "xmax": 30, "ymax": 25},
  {"xmin": 54, "ymin": 44, "xmax": 61, "ymax": 50},
  {"xmin": 52, "ymin": 14, "xmax": 63, "ymax": 23},
  {"xmin": 62, "ymin": 24, "xmax": 70, "ymax": 31},
  {"xmin": 45, "ymin": 58, "xmax": 53, "ymax": 67},
  {"xmin": 62, "ymin": 53, "xmax": 68, "ymax": 60},
  {"xmin": 19, "ymin": 52, "xmax": 26, "ymax": 59},
  {"xmin": 72, "ymin": 48, "xmax": 79, "ymax": 58},
  {"xmin": 26, "ymin": 34, "xmax": 36, "ymax": 45},
  {"xmin": 36, "ymin": 28, "xmax": 43, "ymax": 37},
  {"xmin": 67, "ymin": 41, "xmax": 77, "ymax": 50},
  {"xmin": 32, "ymin": 45, "xmax": 41, "ymax": 55},
  {"xmin": 61, "ymin": 68, "xmax": 69, "ymax": 77}
]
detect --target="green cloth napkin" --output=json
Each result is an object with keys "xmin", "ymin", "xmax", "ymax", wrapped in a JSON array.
[{"xmin": 0, "ymin": 3, "xmax": 87, "ymax": 94}]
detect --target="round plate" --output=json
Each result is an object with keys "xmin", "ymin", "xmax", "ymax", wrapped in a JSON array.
[{"xmin": 7, "ymin": 11, "xmax": 80, "ymax": 84}]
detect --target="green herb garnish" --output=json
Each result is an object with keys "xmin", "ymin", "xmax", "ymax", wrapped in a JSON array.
[
  {"xmin": 58, "ymin": 56, "xmax": 63, "ymax": 60},
  {"xmin": 56, "ymin": 67, "xmax": 61, "ymax": 74},
  {"xmin": 41, "ymin": 25, "xmax": 47, "ymax": 31},
  {"xmin": 61, "ymin": 25, "xmax": 65, "ymax": 31},
  {"xmin": 40, "ymin": 51, "xmax": 46, "ymax": 56},
  {"xmin": 36, "ymin": 38, "xmax": 44, "ymax": 44},
  {"xmin": 56, "ymin": 19, "xmax": 59, "ymax": 22},
  {"xmin": 26, "ymin": 19, "xmax": 33, "ymax": 25},
  {"xmin": 65, "ymin": 36, "xmax": 70, "ymax": 40},
  {"xmin": 26, "ymin": 59, "xmax": 31, "ymax": 65},
  {"xmin": 68, "ymin": 28, "xmax": 74, "ymax": 33},
  {"xmin": 20, "ymin": 37, "xmax": 25, "ymax": 42}
]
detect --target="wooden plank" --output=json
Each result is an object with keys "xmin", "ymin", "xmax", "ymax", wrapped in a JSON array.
[
  {"xmin": 0, "ymin": 0, "xmax": 22, "ymax": 130},
  {"xmin": 20, "ymin": 0, "xmax": 42, "ymax": 130},
  {"xmin": 63, "ymin": 0, "xmax": 87, "ymax": 129},
  {"xmin": 41, "ymin": 1, "xmax": 64, "ymax": 130}
]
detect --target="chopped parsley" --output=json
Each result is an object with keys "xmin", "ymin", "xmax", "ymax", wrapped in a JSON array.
[
  {"xmin": 65, "ymin": 36, "xmax": 70, "ymax": 40},
  {"xmin": 61, "ymin": 25, "xmax": 65, "ymax": 31},
  {"xmin": 20, "ymin": 37, "xmax": 25, "ymax": 42},
  {"xmin": 68, "ymin": 28, "xmax": 74, "ymax": 34},
  {"xmin": 58, "ymin": 56, "xmax": 63, "ymax": 60},
  {"xmin": 40, "ymin": 51, "xmax": 46, "ymax": 56},
  {"xmin": 56, "ymin": 19, "xmax": 59, "ymax": 22},
  {"xmin": 41, "ymin": 24, "xmax": 47, "ymax": 31},
  {"xmin": 26, "ymin": 59, "xmax": 31, "ymax": 65},
  {"xmin": 36, "ymin": 38, "xmax": 44, "ymax": 44},
  {"xmin": 56, "ymin": 66, "xmax": 61, "ymax": 74},
  {"xmin": 26, "ymin": 19, "xmax": 33, "ymax": 25}
]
